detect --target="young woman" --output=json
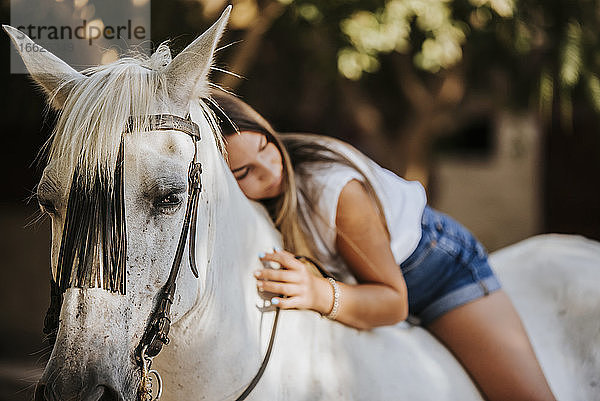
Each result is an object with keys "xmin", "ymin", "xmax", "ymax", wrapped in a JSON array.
[{"xmin": 210, "ymin": 91, "xmax": 555, "ymax": 401}]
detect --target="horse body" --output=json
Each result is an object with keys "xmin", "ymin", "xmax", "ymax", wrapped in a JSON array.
[
  {"xmin": 491, "ymin": 235, "xmax": 600, "ymax": 401},
  {"xmin": 4, "ymin": 9, "xmax": 600, "ymax": 400},
  {"xmin": 153, "ymin": 127, "xmax": 483, "ymax": 399}
]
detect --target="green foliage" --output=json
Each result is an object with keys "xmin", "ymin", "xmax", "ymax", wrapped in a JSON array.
[
  {"xmin": 281, "ymin": 0, "xmax": 600, "ymax": 117},
  {"xmin": 339, "ymin": 0, "xmax": 470, "ymax": 76}
]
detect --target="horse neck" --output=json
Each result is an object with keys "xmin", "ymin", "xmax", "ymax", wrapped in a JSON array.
[
  {"xmin": 189, "ymin": 101, "xmax": 278, "ymax": 315},
  {"xmin": 203, "ymin": 159, "xmax": 275, "ymax": 316},
  {"xmin": 162, "ymin": 106, "xmax": 281, "ymax": 398}
]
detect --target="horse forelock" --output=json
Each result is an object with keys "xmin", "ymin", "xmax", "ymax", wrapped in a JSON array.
[
  {"xmin": 47, "ymin": 45, "xmax": 170, "ymax": 294},
  {"xmin": 48, "ymin": 57, "xmax": 169, "ymax": 191},
  {"xmin": 47, "ymin": 43, "xmax": 226, "ymax": 191},
  {"xmin": 45, "ymin": 43, "xmax": 227, "ymax": 295},
  {"xmin": 56, "ymin": 148, "xmax": 127, "ymax": 294}
]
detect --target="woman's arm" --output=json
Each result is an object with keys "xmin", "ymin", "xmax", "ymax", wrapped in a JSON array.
[
  {"xmin": 332, "ymin": 179, "xmax": 409, "ymax": 329},
  {"xmin": 256, "ymin": 179, "xmax": 409, "ymax": 330}
]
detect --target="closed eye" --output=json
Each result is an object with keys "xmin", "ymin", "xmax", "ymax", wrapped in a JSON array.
[
  {"xmin": 234, "ymin": 166, "xmax": 251, "ymax": 180},
  {"xmin": 231, "ymin": 134, "xmax": 267, "ymax": 181}
]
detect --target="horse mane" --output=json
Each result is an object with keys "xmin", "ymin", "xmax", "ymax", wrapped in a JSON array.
[{"xmin": 48, "ymin": 42, "xmax": 225, "ymax": 294}]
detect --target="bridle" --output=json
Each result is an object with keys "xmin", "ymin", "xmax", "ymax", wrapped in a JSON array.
[
  {"xmin": 128, "ymin": 114, "xmax": 204, "ymax": 401},
  {"xmin": 42, "ymin": 113, "xmax": 279, "ymax": 401},
  {"xmin": 129, "ymin": 114, "xmax": 280, "ymax": 401}
]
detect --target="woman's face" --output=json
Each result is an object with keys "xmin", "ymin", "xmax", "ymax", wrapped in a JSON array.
[{"xmin": 225, "ymin": 131, "xmax": 284, "ymax": 200}]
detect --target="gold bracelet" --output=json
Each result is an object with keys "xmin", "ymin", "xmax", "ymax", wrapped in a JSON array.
[{"xmin": 326, "ymin": 278, "xmax": 340, "ymax": 320}]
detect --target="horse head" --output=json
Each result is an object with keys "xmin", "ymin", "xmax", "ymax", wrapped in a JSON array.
[{"xmin": 5, "ymin": 7, "xmax": 233, "ymax": 400}]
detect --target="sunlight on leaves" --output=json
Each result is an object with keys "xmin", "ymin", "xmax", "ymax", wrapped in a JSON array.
[
  {"xmin": 298, "ymin": 3, "xmax": 322, "ymax": 23},
  {"xmin": 338, "ymin": 48, "xmax": 380, "ymax": 80},
  {"xmin": 539, "ymin": 69, "xmax": 554, "ymax": 117},
  {"xmin": 338, "ymin": 0, "xmax": 513, "ymax": 77},
  {"xmin": 559, "ymin": 21, "xmax": 583, "ymax": 88},
  {"xmin": 586, "ymin": 73, "xmax": 600, "ymax": 112},
  {"xmin": 514, "ymin": 20, "xmax": 532, "ymax": 54},
  {"xmin": 469, "ymin": 0, "xmax": 514, "ymax": 18},
  {"xmin": 469, "ymin": 7, "xmax": 492, "ymax": 29},
  {"xmin": 230, "ymin": 0, "xmax": 259, "ymax": 30}
]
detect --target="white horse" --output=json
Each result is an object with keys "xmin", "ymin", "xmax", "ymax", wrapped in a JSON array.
[{"xmin": 5, "ymin": 8, "xmax": 600, "ymax": 401}]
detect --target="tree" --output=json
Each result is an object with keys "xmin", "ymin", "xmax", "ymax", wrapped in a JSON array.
[{"xmin": 190, "ymin": 0, "xmax": 600, "ymax": 187}]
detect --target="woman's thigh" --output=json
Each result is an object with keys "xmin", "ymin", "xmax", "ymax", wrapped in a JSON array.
[{"xmin": 427, "ymin": 290, "xmax": 556, "ymax": 401}]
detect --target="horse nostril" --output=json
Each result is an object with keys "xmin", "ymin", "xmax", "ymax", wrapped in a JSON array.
[
  {"xmin": 34, "ymin": 382, "xmax": 61, "ymax": 401},
  {"xmin": 35, "ymin": 381, "xmax": 123, "ymax": 401}
]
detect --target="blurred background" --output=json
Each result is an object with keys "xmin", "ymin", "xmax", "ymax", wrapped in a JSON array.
[{"xmin": 1, "ymin": 0, "xmax": 599, "ymax": 399}]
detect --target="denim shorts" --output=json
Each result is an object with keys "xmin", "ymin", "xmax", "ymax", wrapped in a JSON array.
[{"xmin": 400, "ymin": 206, "xmax": 501, "ymax": 326}]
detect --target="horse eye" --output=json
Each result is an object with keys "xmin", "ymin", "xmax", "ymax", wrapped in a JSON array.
[
  {"xmin": 154, "ymin": 193, "xmax": 183, "ymax": 210},
  {"xmin": 39, "ymin": 200, "xmax": 57, "ymax": 215}
]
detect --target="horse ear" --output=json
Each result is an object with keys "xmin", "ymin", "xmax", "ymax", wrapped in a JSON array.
[
  {"xmin": 3, "ymin": 25, "xmax": 85, "ymax": 110},
  {"xmin": 165, "ymin": 6, "xmax": 231, "ymax": 113}
]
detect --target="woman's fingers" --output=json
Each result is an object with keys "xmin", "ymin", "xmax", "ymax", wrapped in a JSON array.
[
  {"xmin": 270, "ymin": 296, "xmax": 302, "ymax": 310},
  {"xmin": 255, "ymin": 248, "xmax": 318, "ymax": 311},
  {"xmin": 260, "ymin": 248, "xmax": 305, "ymax": 271},
  {"xmin": 254, "ymin": 267, "xmax": 299, "ymax": 283},
  {"xmin": 257, "ymin": 280, "xmax": 300, "ymax": 297}
]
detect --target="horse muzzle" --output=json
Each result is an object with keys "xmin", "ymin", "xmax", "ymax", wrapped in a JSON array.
[
  {"xmin": 34, "ymin": 341, "xmax": 131, "ymax": 401},
  {"xmin": 34, "ymin": 381, "xmax": 125, "ymax": 401}
]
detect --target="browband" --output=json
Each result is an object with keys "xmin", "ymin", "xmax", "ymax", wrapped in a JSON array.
[{"xmin": 125, "ymin": 114, "xmax": 201, "ymax": 140}]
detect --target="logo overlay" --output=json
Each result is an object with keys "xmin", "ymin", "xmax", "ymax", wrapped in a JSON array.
[{"xmin": 10, "ymin": 0, "xmax": 151, "ymax": 74}]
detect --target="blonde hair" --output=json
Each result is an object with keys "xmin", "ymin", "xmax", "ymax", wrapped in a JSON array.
[
  {"xmin": 210, "ymin": 91, "xmax": 388, "ymax": 262},
  {"xmin": 209, "ymin": 91, "xmax": 315, "ymax": 256}
]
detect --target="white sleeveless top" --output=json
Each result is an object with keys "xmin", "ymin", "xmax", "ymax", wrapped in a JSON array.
[{"xmin": 295, "ymin": 135, "xmax": 427, "ymax": 283}]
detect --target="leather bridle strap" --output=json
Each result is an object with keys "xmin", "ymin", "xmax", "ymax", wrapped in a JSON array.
[
  {"xmin": 131, "ymin": 114, "xmax": 204, "ymax": 401},
  {"xmin": 234, "ymin": 308, "xmax": 280, "ymax": 401},
  {"xmin": 130, "ymin": 114, "xmax": 280, "ymax": 401},
  {"xmin": 129, "ymin": 114, "xmax": 202, "ymax": 366},
  {"xmin": 233, "ymin": 255, "xmax": 330, "ymax": 400}
]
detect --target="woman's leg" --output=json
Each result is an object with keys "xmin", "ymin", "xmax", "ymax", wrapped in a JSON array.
[{"xmin": 426, "ymin": 290, "xmax": 556, "ymax": 401}]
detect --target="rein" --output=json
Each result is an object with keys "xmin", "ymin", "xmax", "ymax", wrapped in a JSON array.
[{"xmin": 42, "ymin": 113, "xmax": 280, "ymax": 401}]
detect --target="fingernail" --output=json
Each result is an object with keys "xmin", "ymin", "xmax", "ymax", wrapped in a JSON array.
[
  {"xmin": 257, "ymin": 283, "xmax": 264, "ymax": 292},
  {"xmin": 271, "ymin": 297, "xmax": 280, "ymax": 305},
  {"xmin": 273, "ymin": 246, "xmax": 281, "ymax": 252},
  {"xmin": 258, "ymin": 252, "xmax": 265, "ymax": 258},
  {"xmin": 253, "ymin": 270, "xmax": 261, "ymax": 278}
]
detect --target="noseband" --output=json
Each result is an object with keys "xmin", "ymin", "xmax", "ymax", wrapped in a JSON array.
[{"xmin": 42, "ymin": 113, "xmax": 278, "ymax": 401}]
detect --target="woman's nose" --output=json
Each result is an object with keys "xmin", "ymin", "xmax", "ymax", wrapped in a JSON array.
[
  {"xmin": 254, "ymin": 163, "xmax": 270, "ymax": 182},
  {"xmin": 256, "ymin": 155, "xmax": 273, "ymax": 180},
  {"xmin": 256, "ymin": 168, "xmax": 269, "ymax": 182}
]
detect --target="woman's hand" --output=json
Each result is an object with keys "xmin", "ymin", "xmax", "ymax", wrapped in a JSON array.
[{"xmin": 255, "ymin": 249, "xmax": 333, "ymax": 315}]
